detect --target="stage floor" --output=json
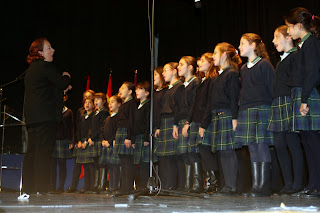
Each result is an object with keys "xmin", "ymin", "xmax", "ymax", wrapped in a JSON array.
[{"xmin": 0, "ymin": 191, "xmax": 319, "ymax": 212}]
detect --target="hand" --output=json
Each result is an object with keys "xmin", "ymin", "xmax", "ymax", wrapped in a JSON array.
[
  {"xmin": 154, "ymin": 129, "xmax": 160, "ymax": 138},
  {"xmin": 182, "ymin": 124, "xmax": 189, "ymax": 137},
  {"xmin": 300, "ymin": 103, "xmax": 309, "ymax": 116},
  {"xmin": 69, "ymin": 144, "xmax": 74, "ymax": 149},
  {"xmin": 132, "ymin": 144, "xmax": 136, "ymax": 149},
  {"xmin": 113, "ymin": 140, "xmax": 115, "ymax": 147},
  {"xmin": 102, "ymin": 140, "xmax": 106, "ymax": 147},
  {"xmin": 144, "ymin": 142, "xmax": 150, "ymax": 146},
  {"xmin": 172, "ymin": 126, "xmax": 179, "ymax": 139},
  {"xmin": 124, "ymin": 139, "xmax": 131, "ymax": 148},
  {"xmin": 232, "ymin": 119, "xmax": 237, "ymax": 131},
  {"xmin": 199, "ymin": 127, "xmax": 205, "ymax": 138},
  {"xmin": 62, "ymin": 72, "xmax": 71, "ymax": 78},
  {"xmin": 88, "ymin": 138, "xmax": 94, "ymax": 146}
]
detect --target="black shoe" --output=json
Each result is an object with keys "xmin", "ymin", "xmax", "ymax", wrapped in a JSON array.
[
  {"xmin": 189, "ymin": 162, "xmax": 203, "ymax": 193},
  {"xmin": 65, "ymin": 188, "xmax": 76, "ymax": 193},
  {"xmin": 218, "ymin": 186, "xmax": 237, "ymax": 195},
  {"xmin": 303, "ymin": 189, "xmax": 320, "ymax": 198},
  {"xmin": 79, "ymin": 188, "xmax": 87, "ymax": 194},
  {"xmin": 290, "ymin": 189, "xmax": 311, "ymax": 197}
]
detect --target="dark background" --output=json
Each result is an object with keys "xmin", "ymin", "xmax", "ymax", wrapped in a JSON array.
[{"xmin": 1, "ymin": 0, "xmax": 319, "ymax": 153}]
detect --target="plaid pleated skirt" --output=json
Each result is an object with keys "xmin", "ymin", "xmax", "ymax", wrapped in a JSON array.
[
  {"xmin": 114, "ymin": 127, "xmax": 134, "ymax": 155},
  {"xmin": 290, "ymin": 87, "xmax": 320, "ymax": 132},
  {"xmin": 176, "ymin": 119, "xmax": 188, "ymax": 155},
  {"xmin": 268, "ymin": 96, "xmax": 292, "ymax": 132},
  {"xmin": 76, "ymin": 146, "xmax": 94, "ymax": 164},
  {"xmin": 187, "ymin": 122, "xmax": 201, "ymax": 153},
  {"xmin": 134, "ymin": 134, "xmax": 152, "ymax": 164},
  {"xmin": 211, "ymin": 109, "xmax": 240, "ymax": 151},
  {"xmin": 86, "ymin": 141, "xmax": 101, "ymax": 158},
  {"xmin": 99, "ymin": 146, "xmax": 120, "ymax": 165},
  {"xmin": 52, "ymin": 139, "xmax": 72, "ymax": 158},
  {"xmin": 155, "ymin": 117, "xmax": 177, "ymax": 156},
  {"xmin": 234, "ymin": 105, "xmax": 273, "ymax": 146}
]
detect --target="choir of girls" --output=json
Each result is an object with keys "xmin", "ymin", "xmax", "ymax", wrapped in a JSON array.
[{"xmin": 48, "ymin": 7, "xmax": 320, "ymax": 198}]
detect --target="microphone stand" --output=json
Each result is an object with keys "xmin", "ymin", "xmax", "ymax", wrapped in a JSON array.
[{"xmin": 0, "ymin": 70, "xmax": 26, "ymax": 192}]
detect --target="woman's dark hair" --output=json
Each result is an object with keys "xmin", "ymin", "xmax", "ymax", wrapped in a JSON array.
[
  {"xmin": 241, "ymin": 33, "xmax": 270, "ymax": 61},
  {"xmin": 284, "ymin": 7, "xmax": 320, "ymax": 38},
  {"xmin": 136, "ymin": 81, "xmax": 151, "ymax": 99},
  {"xmin": 216, "ymin": 42, "xmax": 242, "ymax": 70},
  {"xmin": 82, "ymin": 89, "xmax": 96, "ymax": 103},
  {"xmin": 154, "ymin": 66, "xmax": 167, "ymax": 89},
  {"xmin": 26, "ymin": 38, "xmax": 47, "ymax": 64},
  {"xmin": 200, "ymin": 52, "xmax": 218, "ymax": 80}
]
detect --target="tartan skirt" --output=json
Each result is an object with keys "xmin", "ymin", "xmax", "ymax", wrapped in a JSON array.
[
  {"xmin": 52, "ymin": 139, "xmax": 72, "ymax": 158},
  {"xmin": 133, "ymin": 134, "xmax": 152, "ymax": 164},
  {"xmin": 187, "ymin": 122, "xmax": 201, "ymax": 153},
  {"xmin": 234, "ymin": 105, "xmax": 273, "ymax": 146},
  {"xmin": 99, "ymin": 146, "xmax": 120, "ymax": 165},
  {"xmin": 86, "ymin": 141, "xmax": 101, "ymax": 158},
  {"xmin": 290, "ymin": 87, "xmax": 320, "ymax": 132},
  {"xmin": 76, "ymin": 145, "xmax": 94, "ymax": 164},
  {"xmin": 211, "ymin": 109, "xmax": 240, "ymax": 151},
  {"xmin": 176, "ymin": 119, "xmax": 188, "ymax": 155},
  {"xmin": 114, "ymin": 128, "xmax": 133, "ymax": 155},
  {"xmin": 267, "ymin": 96, "xmax": 292, "ymax": 132},
  {"xmin": 155, "ymin": 117, "xmax": 177, "ymax": 156}
]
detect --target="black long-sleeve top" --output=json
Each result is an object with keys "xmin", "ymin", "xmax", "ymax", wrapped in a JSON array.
[
  {"xmin": 134, "ymin": 100, "xmax": 150, "ymax": 143},
  {"xmin": 273, "ymin": 50, "xmax": 298, "ymax": 97},
  {"xmin": 89, "ymin": 108, "xmax": 109, "ymax": 142},
  {"xmin": 56, "ymin": 107, "xmax": 74, "ymax": 142},
  {"xmin": 287, "ymin": 35, "xmax": 320, "ymax": 103},
  {"xmin": 153, "ymin": 88, "xmax": 167, "ymax": 130},
  {"xmin": 188, "ymin": 77, "xmax": 214, "ymax": 124},
  {"xmin": 179, "ymin": 78, "xmax": 200, "ymax": 121},
  {"xmin": 160, "ymin": 81, "xmax": 185, "ymax": 125},
  {"xmin": 116, "ymin": 98, "xmax": 136, "ymax": 140},
  {"xmin": 100, "ymin": 113, "xmax": 118, "ymax": 147},
  {"xmin": 77, "ymin": 111, "xmax": 93, "ymax": 142},
  {"xmin": 239, "ymin": 58, "xmax": 274, "ymax": 111},
  {"xmin": 24, "ymin": 60, "xmax": 71, "ymax": 125}
]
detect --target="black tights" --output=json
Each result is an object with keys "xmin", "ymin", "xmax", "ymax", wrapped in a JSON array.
[
  {"xmin": 50, "ymin": 158, "xmax": 67, "ymax": 190},
  {"xmin": 248, "ymin": 143, "xmax": 271, "ymax": 162}
]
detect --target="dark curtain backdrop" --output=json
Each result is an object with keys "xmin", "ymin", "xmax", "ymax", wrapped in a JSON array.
[{"xmin": 1, "ymin": 0, "xmax": 319, "ymax": 153}]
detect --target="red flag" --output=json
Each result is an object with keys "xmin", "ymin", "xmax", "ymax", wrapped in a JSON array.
[
  {"xmin": 107, "ymin": 73, "xmax": 112, "ymax": 102},
  {"xmin": 85, "ymin": 75, "xmax": 90, "ymax": 90},
  {"xmin": 134, "ymin": 70, "xmax": 137, "ymax": 87}
]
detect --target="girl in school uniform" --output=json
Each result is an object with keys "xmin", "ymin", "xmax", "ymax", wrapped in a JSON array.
[
  {"xmin": 235, "ymin": 33, "xmax": 275, "ymax": 197},
  {"xmin": 200, "ymin": 43, "xmax": 241, "ymax": 195},
  {"xmin": 50, "ymin": 94, "xmax": 74, "ymax": 193},
  {"xmin": 65, "ymin": 90, "xmax": 95, "ymax": 193},
  {"xmin": 100, "ymin": 95, "xmax": 122, "ymax": 194},
  {"xmin": 155, "ymin": 62, "xmax": 184, "ymax": 190},
  {"xmin": 284, "ymin": 7, "xmax": 320, "ymax": 198},
  {"xmin": 133, "ymin": 81, "xmax": 151, "ymax": 189},
  {"xmin": 184, "ymin": 53, "xmax": 219, "ymax": 193},
  {"xmin": 88, "ymin": 93, "xmax": 109, "ymax": 193},
  {"xmin": 268, "ymin": 25, "xmax": 304, "ymax": 195},
  {"xmin": 76, "ymin": 97, "xmax": 95, "ymax": 193},
  {"xmin": 176, "ymin": 56, "xmax": 201, "ymax": 192},
  {"xmin": 113, "ymin": 82, "xmax": 136, "ymax": 193}
]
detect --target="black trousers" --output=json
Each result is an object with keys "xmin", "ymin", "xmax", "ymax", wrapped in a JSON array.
[
  {"xmin": 50, "ymin": 158, "xmax": 67, "ymax": 190},
  {"xmin": 83, "ymin": 163, "xmax": 94, "ymax": 190},
  {"xmin": 119, "ymin": 155, "xmax": 134, "ymax": 192},
  {"xmin": 108, "ymin": 164, "xmax": 120, "ymax": 190},
  {"xmin": 71, "ymin": 162, "xmax": 82, "ymax": 190},
  {"xmin": 22, "ymin": 122, "xmax": 56, "ymax": 194}
]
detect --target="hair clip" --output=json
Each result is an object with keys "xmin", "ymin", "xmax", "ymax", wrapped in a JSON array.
[{"xmin": 312, "ymin": 15, "xmax": 315, "ymax": 20}]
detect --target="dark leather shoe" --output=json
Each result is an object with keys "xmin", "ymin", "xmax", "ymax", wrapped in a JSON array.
[
  {"xmin": 303, "ymin": 189, "xmax": 320, "ymax": 198},
  {"xmin": 290, "ymin": 188, "xmax": 311, "ymax": 197},
  {"xmin": 79, "ymin": 188, "xmax": 87, "ymax": 194},
  {"xmin": 218, "ymin": 186, "xmax": 237, "ymax": 195},
  {"xmin": 65, "ymin": 188, "xmax": 76, "ymax": 193}
]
